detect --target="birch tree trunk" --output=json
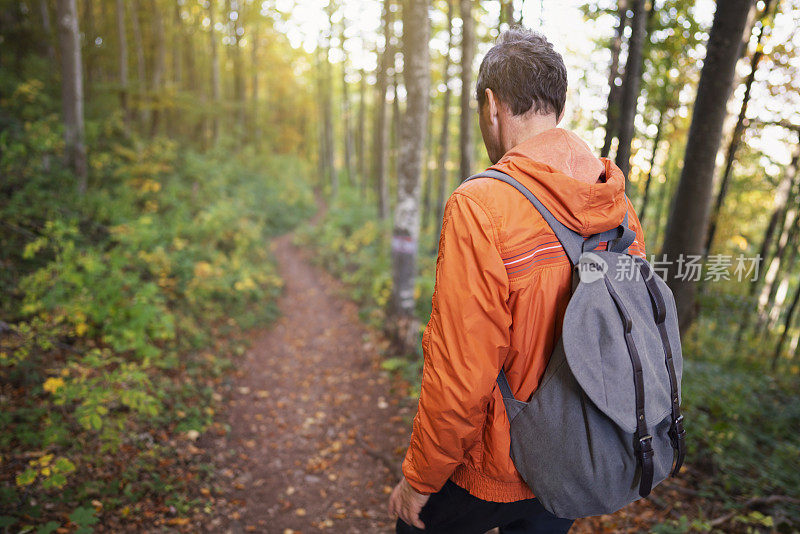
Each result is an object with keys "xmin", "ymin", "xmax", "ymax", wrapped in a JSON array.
[
  {"xmin": 391, "ymin": 0, "xmax": 430, "ymax": 353},
  {"xmin": 57, "ymin": 0, "xmax": 88, "ymax": 191},
  {"xmin": 660, "ymin": 0, "xmax": 754, "ymax": 335},
  {"xmin": 614, "ymin": 0, "xmax": 646, "ymax": 181},
  {"xmin": 459, "ymin": 0, "xmax": 475, "ymax": 180}
]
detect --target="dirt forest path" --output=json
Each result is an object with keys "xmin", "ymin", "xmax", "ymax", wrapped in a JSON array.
[
  {"xmin": 204, "ymin": 231, "xmax": 673, "ymax": 533},
  {"xmin": 205, "ymin": 233, "xmax": 415, "ymax": 533}
]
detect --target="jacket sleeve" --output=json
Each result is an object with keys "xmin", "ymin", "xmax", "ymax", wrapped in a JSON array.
[{"xmin": 402, "ymin": 191, "xmax": 512, "ymax": 494}]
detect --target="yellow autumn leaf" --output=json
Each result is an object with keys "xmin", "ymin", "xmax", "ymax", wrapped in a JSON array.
[
  {"xmin": 43, "ymin": 377, "xmax": 65, "ymax": 394},
  {"xmin": 75, "ymin": 322, "xmax": 88, "ymax": 336}
]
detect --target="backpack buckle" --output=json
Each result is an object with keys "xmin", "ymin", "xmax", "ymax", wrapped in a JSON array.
[
  {"xmin": 638, "ymin": 434, "xmax": 653, "ymax": 455},
  {"xmin": 669, "ymin": 415, "xmax": 686, "ymax": 447}
]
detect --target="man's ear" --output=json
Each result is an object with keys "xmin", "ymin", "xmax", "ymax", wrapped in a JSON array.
[{"xmin": 485, "ymin": 88, "xmax": 498, "ymax": 123}]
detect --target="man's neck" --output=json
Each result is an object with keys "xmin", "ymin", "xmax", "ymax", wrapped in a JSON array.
[{"xmin": 501, "ymin": 115, "xmax": 559, "ymax": 155}]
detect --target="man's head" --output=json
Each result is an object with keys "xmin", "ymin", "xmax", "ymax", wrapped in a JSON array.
[{"xmin": 476, "ymin": 29, "xmax": 568, "ymax": 163}]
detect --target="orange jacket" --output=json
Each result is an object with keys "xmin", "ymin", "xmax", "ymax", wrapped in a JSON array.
[{"xmin": 401, "ymin": 128, "xmax": 647, "ymax": 502}]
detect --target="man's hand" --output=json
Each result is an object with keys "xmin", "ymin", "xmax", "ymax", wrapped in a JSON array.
[{"xmin": 388, "ymin": 476, "xmax": 430, "ymax": 529}]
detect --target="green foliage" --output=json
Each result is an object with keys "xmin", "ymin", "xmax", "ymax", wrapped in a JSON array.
[
  {"xmin": 679, "ymin": 314, "xmax": 800, "ymax": 523},
  {"xmin": 0, "ymin": 74, "xmax": 314, "ymax": 528}
]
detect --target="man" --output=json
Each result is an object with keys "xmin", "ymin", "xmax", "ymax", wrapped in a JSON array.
[{"xmin": 388, "ymin": 29, "xmax": 647, "ymax": 533}]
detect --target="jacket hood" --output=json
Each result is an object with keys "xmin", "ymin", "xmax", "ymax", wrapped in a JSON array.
[{"xmin": 490, "ymin": 127, "xmax": 628, "ymax": 236}]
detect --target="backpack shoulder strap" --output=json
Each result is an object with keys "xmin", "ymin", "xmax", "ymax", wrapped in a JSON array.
[
  {"xmin": 464, "ymin": 169, "xmax": 584, "ymax": 266},
  {"xmin": 465, "ymin": 169, "xmax": 637, "ymax": 262}
]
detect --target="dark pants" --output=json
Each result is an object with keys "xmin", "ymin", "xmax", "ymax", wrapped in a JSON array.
[{"xmin": 396, "ymin": 480, "xmax": 574, "ymax": 534}]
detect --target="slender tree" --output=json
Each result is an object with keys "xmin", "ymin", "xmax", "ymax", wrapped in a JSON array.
[
  {"xmin": 601, "ymin": 0, "xmax": 629, "ymax": 159},
  {"xmin": 773, "ymin": 280, "xmax": 800, "ymax": 369},
  {"xmin": 251, "ymin": 18, "xmax": 260, "ymax": 141},
  {"xmin": 57, "ymin": 0, "xmax": 88, "ymax": 191},
  {"xmin": 116, "ymin": 0, "xmax": 129, "ymax": 127},
  {"xmin": 373, "ymin": 0, "xmax": 393, "ymax": 219},
  {"xmin": 130, "ymin": 0, "xmax": 146, "ymax": 126},
  {"xmin": 660, "ymin": 0, "xmax": 756, "ymax": 334},
  {"xmin": 459, "ymin": 0, "xmax": 475, "ymax": 181},
  {"xmin": 150, "ymin": 0, "xmax": 166, "ymax": 136},
  {"xmin": 391, "ymin": 0, "xmax": 430, "ymax": 353},
  {"xmin": 40, "ymin": 0, "xmax": 57, "ymax": 63},
  {"xmin": 614, "ymin": 0, "xmax": 646, "ymax": 181},
  {"xmin": 340, "ymin": 17, "xmax": 355, "ymax": 185},
  {"xmin": 321, "ymin": 1, "xmax": 337, "ymax": 196},
  {"xmin": 357, "ymin": 68, "xmax": 367, "ymax": 191},
  {"xmin": 435, "ymin": 0, "xmax": 455, "ymax": 245},
  {"xmin": 208, "ymin": 1, "xmax": 221, "ymax": 142},
  {"xmin": 736, "ymin": 146, "xmax": 800, "ymax": 345},
  {"xmin": 638, "ymin": 105, "xmax": 665, "ymax": 223}
]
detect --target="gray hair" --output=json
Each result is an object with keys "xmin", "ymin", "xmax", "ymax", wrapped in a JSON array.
[{"xmin": 476, "ymin": 28, "xmax": 568, "ymax": 117}]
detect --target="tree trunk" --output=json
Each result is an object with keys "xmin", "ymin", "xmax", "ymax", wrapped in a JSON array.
[
  {"xmin": 601, "ymin": 0, "xmax": 629, "ymax": 159},
  {"xmin": 357, "ymin": 69, "xmax": 367, "ymax": 192},
  {"xmin": 736, "ymin": 151, "xmax": 799, "ymax": 344},
  {"xmin": 498, "ymin": 0, "xmax": 514, "ymax": 30},
  {"xmin": 209, "ymin": 1, "xmax": 221, "ymax": 143},
  {"xmin": 614, "ymin": 0, "xmax": 646, "ymax": 182},
  {"xmin": 150, "ymin": 0, "xmax": 166, "ymax": 137},
  {"xmin": 704, "ymin": 0, "xmax": 774, "ymax": 256},
  {"xmin": 373, "ymin": 0, "xmax": 393, "ymax": 219},
  {"xmin": 251, "ymin": 21, "xmax": 260, "ymax": 142},
  {"xmin": 660, "ymin": 0, "xmax": 754, "ymax": 336},
  {"xmin": 435, "ymin": 0, "xmax": 455, "ymax": 246},
  {"xmin": 459, "ymin": 0, "xmax": 475, "ymax": 180},
  {"xmin": 316, "ymin": 45, "xmax": 329, "ymax": 193},
  {"xmin": 130, "ymin": 0, "xmax": 146, "ymax": 126},
  {"xmin": 773, "ymin": 278, "xmax": 800, "ymax": 370},
  {"xmin": 755, "ymin": 208, "xmax": 799, "ymax": 335},
  {"xmin": 422, "ymin": 109, "xmax": 435, "ymax": 230},
  {"xmin": 391, "ymin": 68, "xmax": 401, "ymax": 182},
  {"xmin": 40, "ymin": 0, "xmax": 57, "ymax": 63},
  {"xmin": 116, "ymin": 0, "xmax": 129, "ymax": 127},
  {"xmin": 764, "ymin": 234, "xmax": 799, "ymax": 334},
  {"xmin": 172, "ymin": 1, "xmax": 182, "ymax": 88},
  {"xmin": 391, "ymin": 0, "xmax": 430, "ymax": 354},
  {"xmin": 639, "ymin": 106, "xmax": 664, "ymax": 224},
  {"xmin": 57, "ymin": 0, "xmax": 88, "ymax": 192},
  {"xmin": 231, "ymin": 0, "xmax": 245, "ymax": 134},
  {"xmin": 82, "ymin": 0, "xmax": 94, "ymax": 91},
  {"xmin": 322, "ymin": 2, "xmax": 337, "ymax": 196},
  {"xmin": 340, "ymin": 18, "xmax": 355, "ymax": 186}
]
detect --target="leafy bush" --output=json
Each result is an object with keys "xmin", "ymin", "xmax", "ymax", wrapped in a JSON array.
[{"xmin": 0, "ymin": 76, "xmax": 314, "ymax": 528}]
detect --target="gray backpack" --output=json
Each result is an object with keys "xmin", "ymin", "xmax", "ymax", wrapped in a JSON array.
[{"xmin": 465, "ymin": 170, "xmax": 686, "ymax": 519}]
